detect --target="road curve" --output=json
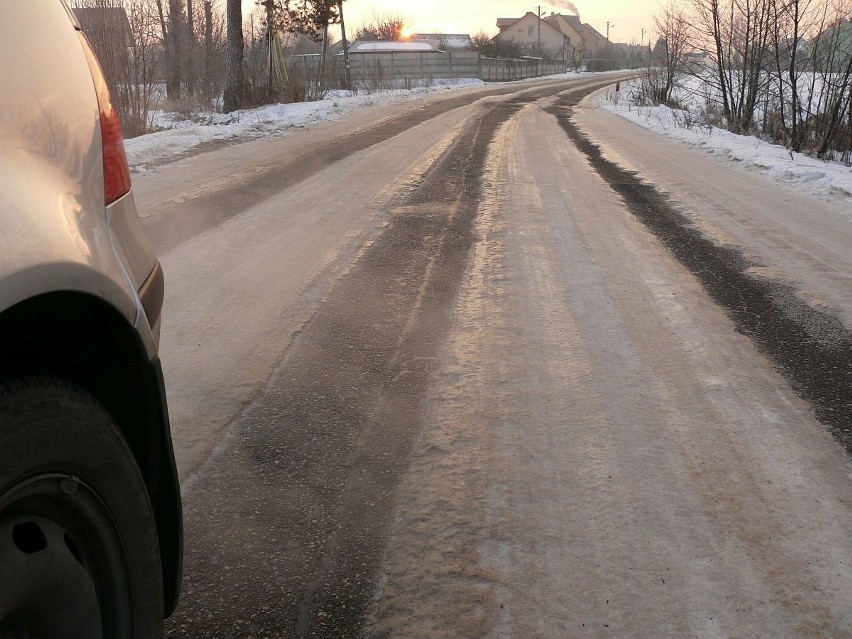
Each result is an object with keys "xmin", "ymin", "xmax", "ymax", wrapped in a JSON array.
[{"xmin": 148, "ymin": 73, "xmax": 852, "ymax": 638}]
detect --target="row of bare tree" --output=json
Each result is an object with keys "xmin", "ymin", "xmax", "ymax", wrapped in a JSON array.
[
  {"xmin": 75, "ymin": 0, "xmax": 359, "ymax": 131},
  {"xmin": 73, "ymin": 0, "xmax": 228, "ymax": 136},
  {"xmin": 649, "ymin": 0, "xmax": 851, "ymax": 161}
]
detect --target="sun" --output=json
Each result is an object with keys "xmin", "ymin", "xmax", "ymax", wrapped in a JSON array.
[{"xmin": 400, "ymin": 25, "xmax": 413, "ymax": 40}]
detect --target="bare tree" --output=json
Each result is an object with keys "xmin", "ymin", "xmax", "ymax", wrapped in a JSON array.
[
  {"xmin": 353, "ymin": 11, "xmax": 407, "ymax": 41},
  {"xmin": 223, "ymin": 0, "xmax": 244, "ymax": 112},
  {"xmin": 761, "ymin": 0, "xmax": 850, "ymax": 158},
  {"xmin": 184, "ymin": 0, "xmax": 196, "ymax": 95},
  {"xmin": 271, "ymin": 0, "xmax": 347, "ymax": 99},
  {"xmin": 72, "ymin": 0, "xmax": 163, "ymax": 137},
  {"xmin": 812, "ymin": 0, "xmax": 852, "ymax": 160},
  {"xmin": 616, "ymin": 0, "xmax": 850, "ymax": 162},
  {"xmin": 166, "ymin": 0, "xmax": 183, "ymax": 99},
  {"xmin": 691, "ymin": 0, "xmax": 776, "ymax": 132},
  {"xmin": 470, "ymin": 32, "xmax": 522, "ymax": 59},
  {"xmin": 652, "ymin": 1, "xmax": 693, "ymax": 105},
  {"xmin": 203, "ymin": 0, "xmax": 215, "ymax": 98}
]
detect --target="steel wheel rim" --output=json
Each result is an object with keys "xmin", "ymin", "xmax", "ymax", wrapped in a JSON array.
[{"xmin": 0, "ymin": 473, "xmax": 132, "ymax": 639}]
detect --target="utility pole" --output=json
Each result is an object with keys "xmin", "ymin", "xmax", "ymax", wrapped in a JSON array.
[
  {"xmin": 339, "ymin": 0, "xmax": 351, "ymax": 90},
  {"xmin": 319, "ymin": 22, "xmax": 329, "ymax": 95},
  {"xmin": 187, "ymin": 0, "xmax": 195, "ymax": 95},
  {"xmin": 264, "ymin": 0, "xmax": 274, "ymax": 93},
  {"xmin": 537, "ymin": 5, "xmax": 541, "ymax": 54},
  {"xmin": 203, "ymin": 0, "xmax": 212, "ymax": 97},
  {"xmin": 223, "ymin": 0, "xmax": 244, "ymax": 114},
  {"xmin": 606, "ymin": 21, "xmax": 615, "ymax": 43}
]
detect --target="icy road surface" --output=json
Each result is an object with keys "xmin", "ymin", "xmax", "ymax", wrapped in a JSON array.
[{"xmin": 132, "ymin": 75, "xmax": 852, "ymax": 637}]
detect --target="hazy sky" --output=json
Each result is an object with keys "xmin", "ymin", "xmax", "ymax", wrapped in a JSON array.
[
  {"xmin": 346, "ymin": 0, "xmax": 661, "ymax": 43},
  {"xmin": 249, "ymin": 1, "xmax": 663, "ymax": 46}
]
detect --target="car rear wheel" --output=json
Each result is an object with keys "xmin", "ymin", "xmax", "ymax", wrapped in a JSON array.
[{"xmin": 0, "ymin": 378, "xmax": 163, "ymax": 639}]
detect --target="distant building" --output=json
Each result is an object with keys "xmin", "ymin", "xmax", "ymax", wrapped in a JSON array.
[
  {"xmin": 493, "ymin": 12, "xmax": 571, "ymax": 58},
  {"xmin": 494, "ymin": 12, "xmax": 610, "ymax": 60},
  {"xmin": 328, "ymin": 39, "xmax": 352, "ymax": 56},
  {"xmin": 544, "ymin": 14, "xmax": 585, "ymax": 48},
  {"xmin": 685, "ymin": 50, "xmax": 711, "ymax": 71},
  {"xmin": 349, "ymin": 41, "xmax": 439, "ymax": 53},
  {"xmin": 579, "ymin": 22, "xmax": 608, "ymax": 55}
]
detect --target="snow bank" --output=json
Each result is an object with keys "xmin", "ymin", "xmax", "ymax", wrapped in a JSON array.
[
  {"xmin": 125, "ymin": 80, "xmax": 484, "ymax": 171},
  {"xmin": 596, "ymin": 85, "xmax": 852, "ymax": 201}
]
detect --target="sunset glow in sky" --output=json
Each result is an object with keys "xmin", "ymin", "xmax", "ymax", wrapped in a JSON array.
[
  {"xmin": 249, "ymin": 1, "xmax": 663, "ymax": 46},
  {"xmin": 347, "ymin": 0, "xmax": 661, "ymax": 44}
]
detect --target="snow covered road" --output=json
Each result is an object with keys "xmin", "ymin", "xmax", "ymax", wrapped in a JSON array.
[
  {"xmin": 132, "ymin": 73, "xmax": 852, "ymax": 637},
  {"xmin": 370, "ymin": 91, "xmax": 852, "ymax": 638}
]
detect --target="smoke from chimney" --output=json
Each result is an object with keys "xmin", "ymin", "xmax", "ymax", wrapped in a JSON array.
[{"xmin": 549, "ymin": 1, "xmax": 581, "ymax": 19}]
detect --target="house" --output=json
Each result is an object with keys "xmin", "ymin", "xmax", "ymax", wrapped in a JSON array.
[
  {"xmin": 328, "ymin": 39, "xmax": 352, "ymax": 56},
  {"xmin": 493, "ymin": 12, "xmax": 572, "ymax": 58},
  {"xmin": 685, "ymin": 50, "xmax": 711, "ymax": 71},
  {"xmin": 495, "ymin": 12, "xmax": 611, "ymax": 60},
  {"xmin": 578, "ymin": 22, "xmax": 609, "ymax": 55},
  {"xmin": 544, "ymin": 13, "xmax": 586, "ymax": 60},
  {"xmin": 544, "ymin": 14, "xmax": 585, "ymax": 46}
]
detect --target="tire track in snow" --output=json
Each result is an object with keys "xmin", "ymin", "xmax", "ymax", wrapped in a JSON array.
[
  {"xmin": 166, "ymin": 79, "xmax": 620, "ymax": 639},
  {"xmin": 547, "ymin": 97, "xmax": 852, "ymax": 455}
]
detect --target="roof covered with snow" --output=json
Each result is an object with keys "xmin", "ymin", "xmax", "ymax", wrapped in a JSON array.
[
  {"xmin": 497, "ymin": 18, "xmax": 519, "ymax": 29},
  {"xmin": 411, "ymin": 34, "xmax": 473, "ymax": 49},
  {"xmin": 350, "ymin": 41, "xmax": 437, "ymax": 53}
]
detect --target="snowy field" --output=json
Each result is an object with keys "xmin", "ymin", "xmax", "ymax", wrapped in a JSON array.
[
  {"xmin": 125, "ymin": 72, "xmax": 851, "ymax": 204},
  {"xmin": 595, "ymin": 80, "xmax": 852, "ymax": 202}
]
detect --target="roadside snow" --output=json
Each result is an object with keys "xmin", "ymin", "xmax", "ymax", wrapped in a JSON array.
[
  {"xmin": 125, "ymin": 80, "xmax": 484, "ymax": 172},
  {"xmin": 595, "ymin": 85, "xmax": 852, "ymax": 201},
  {"xmin": 124, "ymin": 71, "xmax": 609, "ymax": 172},
  {"xmin": 126, "ymin": 71, "xmax": 848, "ymax": 201}
]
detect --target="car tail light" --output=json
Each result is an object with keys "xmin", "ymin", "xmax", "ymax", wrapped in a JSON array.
[{"xmin": 78, "ymin": 33, "xmax": 132, "ymax": 205}]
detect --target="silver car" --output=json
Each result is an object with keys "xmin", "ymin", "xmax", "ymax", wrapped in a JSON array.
[{"xmin": 0, "ymin": 3, "xmax": 181, "ymax": 637}]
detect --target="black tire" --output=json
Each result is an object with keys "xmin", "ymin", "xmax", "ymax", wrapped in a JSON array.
[{"xmin": 0, "ymin": 378, "xmax": 164, "ymax": 639}]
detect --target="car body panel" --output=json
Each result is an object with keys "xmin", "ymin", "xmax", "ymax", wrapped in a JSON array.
[
  {"xmin": 0, "ymin": 2, "xmax": 157, "ymax": 356},
  {"xmin": 0, "ymin": 1, "xmax": 181, "ymax": 616}
]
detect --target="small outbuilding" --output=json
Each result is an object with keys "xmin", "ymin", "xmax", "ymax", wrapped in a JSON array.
[{"xmin": 349, "ymin": 41, "xmax": 438, "ymax": 54}]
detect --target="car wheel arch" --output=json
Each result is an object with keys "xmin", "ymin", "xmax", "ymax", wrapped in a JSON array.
[{"xmin": 0, "ymin": 290, "xmax": 182, "ymax": 615}]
